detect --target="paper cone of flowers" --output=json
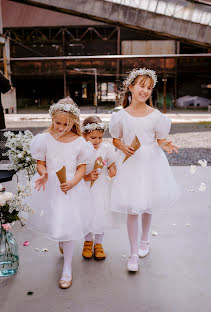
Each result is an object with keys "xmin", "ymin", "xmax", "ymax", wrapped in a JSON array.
[
  {"xmin": 123, "ymin": 136, "xmax": 141, "ymax": 163},
  {"xmin": 90, "ymin": 156, "xmax": 104, "ymax": 188},
  {"xmin": 56, "ymin": 166, "xmax": 67, "ymax": 194}
]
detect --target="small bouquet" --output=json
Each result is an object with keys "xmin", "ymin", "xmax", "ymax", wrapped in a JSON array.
[
  {"xmin": 56, "ymin": 166, "xmax": 67, "ymax": 194},
  {"xmin": 3, "ymin": 130, "xmax": 36, "ymax": 177},
  {"xmin": 0, "ymin": 183, "xmax": 34, "ymax": 227},
  {"xmin": 90, "ymin": 156, "xmax": 106, "ymax": 188},
  {"xmin": 123, "ymin": 136, "xmax": 141, "ymax": 163}
]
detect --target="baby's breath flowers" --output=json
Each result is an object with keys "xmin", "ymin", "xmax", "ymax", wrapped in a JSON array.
[{"xmin": 3, "ymin": 130, "xmax": 36, "ymax": 176}]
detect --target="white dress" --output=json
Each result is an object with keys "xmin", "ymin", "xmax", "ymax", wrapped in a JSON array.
[
  {"xmin": 27, "ymin": 133, "xmax": 94, "ymax": 241},
  {"xmin": 109, "ymin": 109, "xmax": 181, "ymax": 215},
  {"xmin": 85, "ymin": 142, "xmax": 116, "ymax": 234}
]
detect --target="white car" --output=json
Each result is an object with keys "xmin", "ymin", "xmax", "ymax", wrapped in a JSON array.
[{"xmin": 176, "ymin": 96, "xmax": 211, "ymax": 108}]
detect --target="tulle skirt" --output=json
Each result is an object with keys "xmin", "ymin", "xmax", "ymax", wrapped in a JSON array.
[
  {"xmin": 86, "ymin": 174, "xmax": 120, "ymax": 234},
  {"xmin": 111, "ymin": 144, "xmax": 181, "ymax": 215},
  {"xmin": 26, "ymin": 173, "xmax": 92, "ymax": 241}
]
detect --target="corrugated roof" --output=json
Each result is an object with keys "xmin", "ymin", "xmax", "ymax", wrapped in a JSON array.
[{"xmin": 2, "ymin": 0, "xmax": 102, "ymax": 28}]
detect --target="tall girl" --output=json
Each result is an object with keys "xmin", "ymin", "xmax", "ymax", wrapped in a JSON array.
[
  {"xmin": 109, "ymin": 68, "xmax": 180, "ymax": 272},
  {"xmin": 28, "ymin": 97, "xmax": 93, "ymax": 288},
  {"xmin": 82, "ymin": 116, "xmax": 116, "ymax": 260}
]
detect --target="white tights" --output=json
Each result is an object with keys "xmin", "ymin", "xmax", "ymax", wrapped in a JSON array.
[
  {"xmin": 84, "ymin": 232, "xmax": 104, "ymax": 245},
  {"xmin": 127, "ymin": 212, "xmax": 152, "ymax": 259},
  {"xmin": 61, "ymin": 240, "xmax": 74, "ymax": 281}
]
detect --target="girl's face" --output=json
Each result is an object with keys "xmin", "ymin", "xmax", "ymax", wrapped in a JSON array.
[
  {"xmin": 53, "ymin": 113, "xmax": 74, "ymax": 134},
  {"xmin": 129, "ymin": 76, "xmax": 153, "ymax": 103},
  {"xmin": 84, "ymin": 130, "xmax": 104, "ymax": 149}
]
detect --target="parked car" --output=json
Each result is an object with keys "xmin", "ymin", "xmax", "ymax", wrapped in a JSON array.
[{"xmin": 176, "ymin": 96, "xmax": 211, "ymax": 108}]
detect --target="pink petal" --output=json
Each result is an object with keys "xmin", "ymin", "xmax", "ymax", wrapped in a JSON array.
[{"xmin": 23, "ymin": 241, "xmax": 29, "ymax": 246}]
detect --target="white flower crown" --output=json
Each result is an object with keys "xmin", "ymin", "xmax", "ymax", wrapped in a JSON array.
[
  {"xmin": 81, "ymin": 122, "xmax": 107, "ymax": 133},
  {"xmin": 124, "ymin": 68, "xmax": 157, "ymax": 88},
  {"xmin": 49, "ymin": 103, "xmax": 80, "ymax": 118}
]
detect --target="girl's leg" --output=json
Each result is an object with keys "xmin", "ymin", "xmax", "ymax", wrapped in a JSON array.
[
  {"xmin": 127, "ymin": 214, "xmax": 139, "ymax": 270},
  {"xmin": 61, "ymin": 240, "xmax": 74, "ymax": 282},
  {"xmin": 84, "ymin": 232, "xmax": 93, "ymax": 242},
  {"xmin": 94, "ymin": 233, "xmax": 104, "ymax": 245},
  {"xmin": 94, "ymin": 233, "xmax": 106, "ymax": 260},
  {"xmin": 140, "ymin": 212, "xmax": 152, "ymax": 250}
]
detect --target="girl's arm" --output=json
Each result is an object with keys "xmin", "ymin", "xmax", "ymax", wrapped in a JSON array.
[
  {"xmin": 113, "ymin": 138, "xmax": 135, "ymax": 156},
  {"xmin": 35, "ymin": 160, "xmax": 48, "ymax": 191},
  {"xmin": 157, "ymin": 139, "xmax": 178, "ymax": 154},
  {"xmin": 108, "ymin": 162, "xmax": 116, "ymax": 177},
  {"xmin": 60, "ymin": 164, "xmax": 86, "ymax": 193}
]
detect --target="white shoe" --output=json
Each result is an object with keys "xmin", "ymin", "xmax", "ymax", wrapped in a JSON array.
[
  {"xmin": 138, "ymin": 241, "xmax": 150, "ymax": 258},
  {"xmin": 127, "ymin": 255, "xmax": 139, "ymax": 272}
]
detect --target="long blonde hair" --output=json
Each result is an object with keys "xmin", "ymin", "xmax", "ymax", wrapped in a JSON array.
[
  {"xmin": 122, "ymin": 75, "xmax": 154, "ymax": 108},
  {"xmin": 47, "ymin": 97, "xmax": 81, "ymax": 136}
]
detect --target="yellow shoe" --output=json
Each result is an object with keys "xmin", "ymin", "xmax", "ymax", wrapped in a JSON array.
[
  {"xmin": 82, "ymin": 240, "xmax": 93, "ymax": 259},
  {"xmin": 94, "ymin": 243, "xmax": 106, "ymax": 261}
]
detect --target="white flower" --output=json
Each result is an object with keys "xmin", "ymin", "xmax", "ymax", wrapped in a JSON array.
[
  {"xmin": 17, "ymin": 153, "xmax": 23, "ymax": 159},
  {"xmin": 198, "ymin": 159, "xmax": 207, "ymax": 167},
  {"xmin": 0, "ymin": 195, "xmax": 6, "ymax": 206},
  {"xmin": 199, "ymin": 182, "xmax": 207, "ymax": 192},
  {"xmin": 81, "ymin": 122, "xmax": 107, "ymax": 133},
  {"xmin": 49, "ymin": 102, "xmax": 80, "ymax": 118},
  {"xmin": 190, "ymin": 165, "xmax": 197, "ymax": 175},
  {"xmin": 3, "ymin": 192, "xmax": 13, "ymax": 201},
  {"xmin": 124, "ymin": 68, "xmax": 158, "ymax": 88}
]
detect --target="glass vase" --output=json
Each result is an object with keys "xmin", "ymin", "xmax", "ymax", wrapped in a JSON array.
[{"xmin": 0, "ymin": 227, "xmax": 19, "ymax": 277}]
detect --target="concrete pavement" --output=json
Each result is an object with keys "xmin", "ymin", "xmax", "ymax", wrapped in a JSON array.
[
  {"xmin": 4, "ymin": 111, "xmax": 211, "ymax": 129},
  {"xmin": 0, "ymin": 166, "xmax": 210, "ymax": 312}
]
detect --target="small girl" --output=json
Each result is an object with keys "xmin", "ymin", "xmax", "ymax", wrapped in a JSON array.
[
  {"xmin": 109, "ymin": 68, "xmax": 180, "ymax": 272},
  {"xmin": 27, "ymin": 97, "xmax": 93, "ymax": 289},
  {"xmin": 81, "ymin": 116, "xmax": 116, "ymax": 261}
]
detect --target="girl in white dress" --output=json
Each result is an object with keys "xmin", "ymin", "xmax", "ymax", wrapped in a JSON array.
[
  {"xmin": 81, "ymin": 116, "xmax": 116, "ymax": 261},
  {"xmin": 109, "ymin": 68, "xmax": 180, "ymax": 272},
  {"xmin": 28, "ymin": 97, "xmax": 94, "ymax": 289}
]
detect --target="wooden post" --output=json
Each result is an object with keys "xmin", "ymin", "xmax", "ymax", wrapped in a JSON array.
[{"xmin": 163, "ymin": 58, "xmax": 167, "ymax": 114}]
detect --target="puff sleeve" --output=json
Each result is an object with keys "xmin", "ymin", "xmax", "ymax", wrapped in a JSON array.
[
  {"xmin": 154, "ymin": 113, "xmax": 171, "ymax": 139},
  {"xmin": 105, "ymin": 143, "xmax": 116, "ymax": 167},
  {"xmin": 77, "ymin": 139, "xmax": 95, "ymax": 167},
  {"xmin": 109, "ymin": 111, "xmax": 123, "ymax": 139},
  {"xmin": 30, "ymin": 133, "xmax": 47, "ymax": 161}
]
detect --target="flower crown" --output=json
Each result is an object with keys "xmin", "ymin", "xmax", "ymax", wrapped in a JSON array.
[
  {"xmin": 81, "ymin": 122, "xmax": 107, "ymax": 133},
  {"xmin": 49, "ymin": 102, "xmax": 80, "ymax": 118},
  {"xmin": 124, "ymin": 68, "xmax": 157, "ymax": 88}
]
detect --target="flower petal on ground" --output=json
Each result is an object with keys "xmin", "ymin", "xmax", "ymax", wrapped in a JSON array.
[
  {"xmin": 190, "ymin": 165, "xmax": 197, "ymax": 174},
  {"xmin": 152, "ymin": 231, "xmax": 159, "ymax": 236},
  {"xmin": 199, "ymin": 182, "xmax": 207, "ymax": 192},
  {"xmin": 23, "ymin": 241, "xmax": 29, "ymax": 246},
  {"xmin": 198, "ymin": 159, "xmax": 207, "ymax": 167}
]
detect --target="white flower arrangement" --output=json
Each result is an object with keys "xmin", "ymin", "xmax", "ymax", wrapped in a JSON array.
[
  {"xmin": 3, "ymin": 130, "xmax": 36, "ymax": 176},
  {"xmin": 124, "ymin": 68, "xmax": 158, "ymax": 88},
  {"xmin": 0, "ymin": 184, "xmax": 34, "ymax": 226},
  {"xmin": 49, "ymin": 103, "xmax": 80, "ymax": 118},
  {"xmin": 81, "ymin": 122, "xmax": 107, "ymax": 133}
]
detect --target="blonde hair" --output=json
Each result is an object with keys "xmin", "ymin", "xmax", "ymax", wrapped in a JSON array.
[
  {"xmin": 122, "ymin": 75, "xmax": 154, "ymax": 108},
  {"xmin": 47, "ymin": 97, "xmax": 81, "ymax": 136}
]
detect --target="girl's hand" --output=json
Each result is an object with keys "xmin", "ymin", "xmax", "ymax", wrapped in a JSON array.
[
  {"xmin": 89, "ymin": 169, "xmax": 100, "ymax": 181},
  {"xmin": 108, "ymin": 163, "xmax": 116, "ymax": 178},
  {"xmin": 159, "ymin": 140, "xmax": 179, "ymax": 154},
  {"xmin": 60, "ymin": 180, "xmax": 75, "ymax": 193},
  {"xmin": 35, "ymin": 172, "xmax": 48, "ymax": 191},
  {"xmin": 121, "ymin": 144, "xmax": 135, "ymax": 157}
]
